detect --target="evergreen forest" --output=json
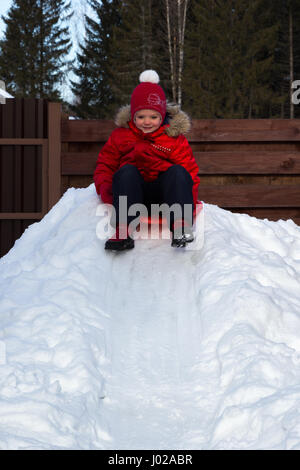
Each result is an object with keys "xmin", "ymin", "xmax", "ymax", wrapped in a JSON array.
[{"xmin": 1, "ymin": 0, "xmax": 300, "ymax": 119}]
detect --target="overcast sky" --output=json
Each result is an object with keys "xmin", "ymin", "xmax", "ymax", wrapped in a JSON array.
[
  {"xmin": 0, "ymin": 0, "xmax": 90, "ymax": 39},
  {"xmin": 0, "ymin": 0, "xmax": 12, "ymax": 38}
]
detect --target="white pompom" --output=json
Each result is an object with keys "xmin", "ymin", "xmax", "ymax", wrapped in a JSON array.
[{"xmin": 139, "ymin": 70, "xmax": 160, "ymax": 84}]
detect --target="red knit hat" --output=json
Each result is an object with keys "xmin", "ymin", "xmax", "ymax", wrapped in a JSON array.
[{"xmin": 131, "ymin": 70, "xmax": 167, "ymax": 121}]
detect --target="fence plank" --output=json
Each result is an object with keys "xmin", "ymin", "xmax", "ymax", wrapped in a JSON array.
[
  {"xmin": 23, "ymin": 100, "xmax": 37, "ymax": 212},
  {"xmin": 188, "ymin": 119, "xmax": 300, "ymax": 142},
  {"xmin": 61, "ymin": 119, "xmax": 115, "ymax": 142},
  {"xmin": 0, "ymin": 100, "xmax": 15, "ymax": 211},
  {"xmin": 15, "ymin": 99, "xmax": 22, "ymax": 138},
  {"xmin": 0, "ymin": 138, "xmax": 47, "ymax": 144},
  {"xmin": 230, "ymin": 207, "xmax": 300, "ymax": 221},
  {"xmin": 0, "ymin": 145, "xmax": 14, "ymax": 211},
  {"xmin": 198, "ymin": 184, "xmax": 300, "ymax": 208},
  {"xmin": 0, "ymin": 212, "xmax": 44, "ymax": 219},
  {"xmin": 1, "ymin": 99, "xmax": 14, "ymax": 137},
  {"xmin": 61, "ymin": 119, "xmax": 300, "ymax": 142},
  {"xmin": 194, "ymin": 151, "xmax": 300, "ymax": 174},
  {"xmin": 61, "ymin": 152, "xmax": 98, "ymax": 175},
  {"xmin": 24, "ymin": 98, "xmax": 37, "ymax": 138},
  {"xmin": 48, "ymin": 102, "xmax": 61, "ymax": 210},
  {"xmin": 62, "ymin": 150, "xmax": 300, "ymax": 176},
  {"xmin": 22, "ymin": 146, "xmax": 37, "ymax": 212},
  {"xmin": 0, "ymin": 220, "xmax": 12, "ymax": 256},
  {"xmin": 14, "ymin": 145, "xmax": 22, "ymax": 212},
  {"xmin": 37, "ymin": 99, "xmax": 45, "ymax": 138}
]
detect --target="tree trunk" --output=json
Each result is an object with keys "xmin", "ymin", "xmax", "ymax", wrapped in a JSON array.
[
  {"xmin": 166, "ymin": 0, "xmax": 176, "ymax": 102},
  {"xmin": 165, "ymin": 0, "xmax": 188, "ymax": 106},
  {"xmin": 178, "ymin": 0, "xmax": 188, "ymax": 107}
]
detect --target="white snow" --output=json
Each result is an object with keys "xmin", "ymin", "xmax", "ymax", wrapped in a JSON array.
[
  {"xmin": 1, "ymin": 184, "xmax": 300, "ymax": 450},
  {"xmin": 0, "ymin": 89, "xmax": 13, "ymax": 98},
  {"xmin": 0, "ymin": 84, "xmax": 13, "ymax": 99}
]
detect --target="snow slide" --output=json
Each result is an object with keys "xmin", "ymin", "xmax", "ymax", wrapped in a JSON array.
[{"xmin": 1, "ymin": 184, "xmax": 300, "ymax": 450}]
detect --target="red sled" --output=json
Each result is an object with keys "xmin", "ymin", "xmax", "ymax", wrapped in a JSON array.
[{"xmin": 139, "ymin": 200, "xmax": 203, "ymax": 227}]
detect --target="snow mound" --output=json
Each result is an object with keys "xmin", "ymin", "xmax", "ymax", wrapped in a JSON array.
[{"xmin": 1, "ymin": 184, "xmax": 300, "ymax": 450}]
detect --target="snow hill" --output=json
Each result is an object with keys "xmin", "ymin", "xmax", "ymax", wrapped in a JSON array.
[{"xmin": 1, "ymin": 184, "xmax": 300, "ymax": 450}]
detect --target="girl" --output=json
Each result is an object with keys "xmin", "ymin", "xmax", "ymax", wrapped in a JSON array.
[{"xmin": 94, "ymin": 70, "xmax": 200, "ymax": 251}]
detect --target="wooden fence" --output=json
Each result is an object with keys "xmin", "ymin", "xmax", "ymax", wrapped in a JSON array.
[
  {"xmin": 1, "ymin": 99, "xmax": 300, "ymax": 258},
  {"xmin": 0, "ymin": 99, "xmax": 61, "ymax": 257},
  {"xmin": 61, "ymin": 118, "xmax": 300, "ymax": 225}
]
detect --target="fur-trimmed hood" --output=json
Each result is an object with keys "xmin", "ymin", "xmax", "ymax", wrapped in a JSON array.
[{"xmin": 114, "ymin": 103, "xmax": 191, "ymax": 137}]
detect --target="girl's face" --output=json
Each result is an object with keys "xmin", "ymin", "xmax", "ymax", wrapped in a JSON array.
[{"xmin": 134, "ymin": 109, "xmax": 162, "ymax": 133}]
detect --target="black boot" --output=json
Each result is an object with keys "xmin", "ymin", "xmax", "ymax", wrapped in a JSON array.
[
  {"xmin": 105, "ymin": 224, "xmax": 135, "ymax": 251},
  {"xmin": 105, "ymin": 236, "xmax": 134, "ymax": 251},
  {"xmin": 171, "ymin": 221, "xmax": 194, "ymax": 248}
]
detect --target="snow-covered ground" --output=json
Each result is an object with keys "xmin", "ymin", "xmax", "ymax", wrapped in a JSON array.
[{"xmin": 1, "ymin": 184, "xmax": 300, "ymax": 450}]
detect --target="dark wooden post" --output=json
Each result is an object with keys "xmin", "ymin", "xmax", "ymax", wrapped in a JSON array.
[{"xmin": 48, "ymin": 102, "xmax": 61, "ymax": 210}]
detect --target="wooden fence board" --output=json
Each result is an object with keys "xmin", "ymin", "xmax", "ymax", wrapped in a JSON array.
[
  {"xmin": 37, "ymin": 99, "xmax": 45, "ymax": 138},
  {"xmin": 0, "ymin": 146, "xmax": 13, "ymax": 212},
  {"xmin": 48, "ymin": 103, "xmax": 61, "ymax": 209},
  {"xmin": 1, "ymin": 98, "xmax": 14, "ymax": 137},
  {"xmin": 62, "ymin": 150, "xmax": 300, "ymax": 176},
  {"xmin": 230, "ymin": 207, "xmax": 300, "ymax": 220},
  {"xmin": 198, "ymin": 184, "xmax": 300, "ymax": 208},
  {"xmin": 15, "ymin": 99, "xmax": 22, "ymax": 137},
  {"xmin": 61, "ymin": 119, "xmax": 115, "ymax": 142},
  {"xmin": 22, "ymin": 146, "xmax": 36, "ymax": 212},
  {"xmin": 194, "ymin": 151, "xmax": 300, "ymax": 174},
  {"xmin": 14, "ymin": 145, "xmax": 22, "ymax": 212},
  {"xmin": 24, "ymin": 98, "xmax": 36, "ymax": 138},
  {"xmin": 189, "ymin": 119, "xmax": 300, "ymax": 141},
  {"xmin": 61, "ymin": 152, "xmax": 98, "ymax": 175},
  {"xmin": 61, "ymin": 119, "xmax": 300, "ymax": 142}
]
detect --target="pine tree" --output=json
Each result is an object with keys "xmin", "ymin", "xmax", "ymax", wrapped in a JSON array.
[
  {"xmin": 70, "ymin": 0, "xmax": 122, "ymax": 119},
  {"xmin": 107, "ymin": 0, "xmax": 169, "ymax": 110},
  {"xmin": 0, "ymin": 0, "xmax": 72, "ymax": 100},
  {"xmin": 183, "ymin": 0, "xmax": 281, "ymax": 118}
]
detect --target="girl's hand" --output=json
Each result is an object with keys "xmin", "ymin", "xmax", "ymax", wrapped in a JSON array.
[{"xmin": 100, "ymin": 183, "xmax": 113, "ymax": 204}]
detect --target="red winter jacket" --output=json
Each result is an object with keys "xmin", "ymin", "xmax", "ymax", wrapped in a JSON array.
[{"xmin": 94, "ymin": 104, "xmax": 200, "ymax": 207}]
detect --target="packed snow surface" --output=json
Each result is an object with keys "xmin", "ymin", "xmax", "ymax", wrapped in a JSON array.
[{"xmin": 1, "ymin": 184, "xmax": 300, "ymax": 450}]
